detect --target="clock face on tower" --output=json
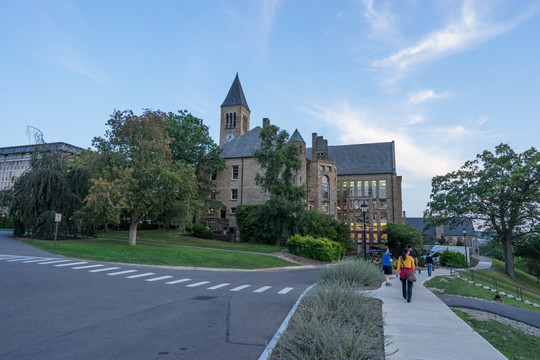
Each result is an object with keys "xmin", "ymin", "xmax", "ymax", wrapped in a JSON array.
[{"xmin": 226, "ymin": 132, "xmax": 235, "ymax": 142}]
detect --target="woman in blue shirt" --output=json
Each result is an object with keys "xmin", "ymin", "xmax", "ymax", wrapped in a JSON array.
[{"xmin": 382, "ymin": 247, "xmax": 393, "ymax": 286}]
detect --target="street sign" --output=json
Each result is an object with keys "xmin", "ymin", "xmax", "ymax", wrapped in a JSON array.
[{"xmin": 55, "ymin": 213, "xmax": 62, "ymax": 222}]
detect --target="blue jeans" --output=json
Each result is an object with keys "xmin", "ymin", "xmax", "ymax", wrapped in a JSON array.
[{"xmin": 427, "ymin": 263, "xmax": 432, "ymax": 276}]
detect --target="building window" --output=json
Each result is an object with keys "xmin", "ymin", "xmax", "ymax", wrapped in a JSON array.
[
  {"xmin": 210, "ymin": 173, "xmax": 216, "ymax": 181},
  {"xmin": 349, "ymin": 181, "xmax": 354, "ymax": 197},
  {"xmin": 327, "ymin": 166, "xmax": 331, "ymax": 172},
  {"xmin": 232, "ymin": 165, "xmax": 239, "ymax": 180},
  {"xmin": 210, "ymin": 191, "xmax": 216, "ymax": 200},
  {"xmin": 356, "ymin": 181, "xmax": 361, "ymax": 197},
  {"xmin": 320, "ymin": 165, "xmax": 324, "ymax": 171},
  {"xmin": 364, "ymin": 181, "xmax": 369, "ymax": 197},
  {"xmin": 230, "ymin": 207, "xmax": 236, "ymax": 215},
  {"xmin": 322, "ymin": 175, "xmax": 329, "ymax": 199},
  {"xmin": 380, "ymin": 180, "xmax": 387, "ymax": 198},
  {"xmin": 372, "ymin": 180, "xmax": 377, "ymax": 198},
  {"xmin": 231, "ymin": 189, "xmax": 238, "ymax": 200},
  {"xmin": 322, "ymin": 202, "xmax": 329, "ymax": 214}
]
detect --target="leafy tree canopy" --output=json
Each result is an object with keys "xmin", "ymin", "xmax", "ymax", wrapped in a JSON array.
[
  {"xmin": 86, "ymin": 109, "xmax": 200, "ymax": 246},
  {"xmin": 424, "ymin": 143, "xmax": 540, "ymax": 278},
  {"xmin": 382, "ymin": 222, "xmax": 423, "ymax": 254}
]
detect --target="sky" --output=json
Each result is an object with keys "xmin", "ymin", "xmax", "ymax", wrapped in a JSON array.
[{"xmin": 1, "ymin": 0, "xmax": 539, "ymax": 217}]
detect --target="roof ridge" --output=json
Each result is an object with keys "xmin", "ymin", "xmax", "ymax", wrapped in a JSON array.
[{"xmin": 221, "ymin": 73, "xmax": 250, "ymax": 111}]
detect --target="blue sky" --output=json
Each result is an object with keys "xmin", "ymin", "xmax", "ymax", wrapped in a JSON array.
[{"xmin": 1, "ymin": 0, "xmax": 539, "ymax": 217}]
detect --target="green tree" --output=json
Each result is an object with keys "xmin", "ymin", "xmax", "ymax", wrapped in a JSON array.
[
  {"xmin": 253, "ymin": 125, "xmax": 306, "ymax": 245},
  {"xmin": 165, "ymin": 110, "xmax": 225, "ymax": 214},
  {"xmin": 382, "ymin": 222, "xmax": 423, "ymax": 253},
  {"xmin": 514, "ymin": 234, "xmax": 540, "ymax": 282},
  {"xmin": 87, "ymin": 109, "xmax": 200, "ymax": 246},
  {"xmin": 4, "ymin": 150, "xmax": 89, "ymax": 238},
  {"xmin": 425, "ymin": 144, "xmax": 540, "ymax": 278}
]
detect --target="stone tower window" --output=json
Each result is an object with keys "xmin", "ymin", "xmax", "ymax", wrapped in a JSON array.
[{"xmin": 322, "ymin": 175, "xmax": 329, "ymax": 199}]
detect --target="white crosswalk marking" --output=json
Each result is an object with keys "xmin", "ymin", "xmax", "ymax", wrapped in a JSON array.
[
  {"xmin": 22, "ymin": 259, "xmax": 54, "ymax": 263},
  {"xmin": 253, "ymin": 286, "xmax": 272, "ymax": 293},
  {"xmin": 89, "ymin": 267, "xmax": 120, "ymax": 273},
  {"xmin": 38, "ymin": 260, "xmax": 71, "ymax": 265},
  {"xmin": 107, "ymin": 270, "xmax": 138, "ymax": 276},
  {"xmin": 277, "ymin": 287, "xmax": 293, "ymax": 294},
  {"xmin": 55, "ymin": 262, "xmax": 88, "ymax": 267},
  {"xmin": 166, "ymin": 278, "xmax": 191, "ymax": 284},
  {"xmin": 126, "ymin": 272, "xmax": 154, "ymax": 279},
  {"xmin": 186, "ymin": 281, "xmax": 210, "ymax": 287},
  {"xmin": 72, "ymin": 264, "xmax": 104, "ymax": 270},
  {"xmin": 230, "ymin": 285, "xmax": 251, "ymax": 292},
  {"xmin": 207, "ymin": 283, "xmax": 230, "ymax": 290},
  {"xmin": 146, "ymin": 276, "xmax": 173, "ymax": 282},
  {"xmin": 6, "ymin": 258, "xmax": 31, "ymax": 262}
]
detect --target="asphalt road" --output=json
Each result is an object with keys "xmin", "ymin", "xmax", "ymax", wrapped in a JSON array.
[{"xmin": 0, "ymin": 231, "xmax": 321, "ymax": 360}]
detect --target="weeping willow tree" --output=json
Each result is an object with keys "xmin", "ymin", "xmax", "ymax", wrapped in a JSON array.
[{"xmin": 5, "ymin": 150, "xmax": 90, "ymax": 238}]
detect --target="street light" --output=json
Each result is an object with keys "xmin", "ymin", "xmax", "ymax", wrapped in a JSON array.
[{"xmin": 361, "ymin": 200, "xmax": 368, "ymax": 259}]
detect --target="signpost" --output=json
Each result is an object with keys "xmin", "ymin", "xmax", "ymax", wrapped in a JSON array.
[{"xmin": 53, "ymin": 213, "xmax": 61, "ymax": 253}]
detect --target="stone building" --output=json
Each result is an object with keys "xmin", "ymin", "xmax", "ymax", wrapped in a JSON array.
[
  {"xmin": 202, "ymin": 74, "xmax": 403, "ymax": 253},
  {"xmin": 0, "ymin": 142, "xmax": 84, "ymax": 191}
]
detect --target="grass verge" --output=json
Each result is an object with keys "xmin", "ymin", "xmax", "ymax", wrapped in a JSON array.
[
  {"xmin": 98, "ymin": 229, "xmax": 285, "ymax": 253},
  {"xmin": 272, "ymin": 260, "xmax": 385, "ymax": 360},
  {"xmin": 23, "ymin": 239, "xmax": 298, "ymax": 269},
  {"xmin": 453, "ymin": 309, "xmax": 540, "ymax": 360}
]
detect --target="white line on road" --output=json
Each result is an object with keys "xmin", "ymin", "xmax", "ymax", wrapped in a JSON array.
[
  {"xmin": 230, "ymin": 285, "xmax": 251, "ymax": 292},
  {"xmin": 146, "ymin": 276, "xmax": 173, "ymax": 282},
  {"xmin": 37, "ymin": 260, "xmax": 71, "ymax": 265},
  {"xmin": 253, "ymin": 286, "xmax": 272, "ymax": 293},
  {"xmin": 22, "ymin": 259, "xmax": 55, "ymax": 263},
  {"xmin": 89, "ymin": 267, "xmax": 120, "ymax": 273},
  {"xmin": 72, "ymin": 264, "xmax": 104, "ymax": 270},
  {"xmin": 126, "ymin": 272, "xmax": 155, "ymax": 279},
  {"xmin": 6, "ymin": 258, "xmax": 31, "ymax": 262},
  {"xmin": 165, "ymin": 278, "xmax": 191, "ymax": 284},
  {"xmin": 107, "ymin": 270, "xmax": 138, "ymax": 276},
  {"xmin": 207, "ymin": 283, "xmax": 230, "ymax": 290},
  {"xmin": 277, "ymin": 287, "xmax": 294, "ymax": 294},
  {"xmin": 55, "ymin": 262, "xmax": 88, "ymax": 267},
  {"xmin": 186, "ymin": 281, "xmax": 211, "ymax": 287}
]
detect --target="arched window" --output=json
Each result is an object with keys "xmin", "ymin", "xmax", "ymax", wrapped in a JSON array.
[{"xmin": 322, "ymin": 175, "xmax": 329, "ymax": 199}]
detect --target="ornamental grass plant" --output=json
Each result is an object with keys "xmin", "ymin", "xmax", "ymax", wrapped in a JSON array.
[{"xmin": 318, "ymin": 258, "xmax": 385, "ymax": 288}]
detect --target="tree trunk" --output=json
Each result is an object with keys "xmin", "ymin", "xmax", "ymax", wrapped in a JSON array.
[
  {"xmin": 129, "ymin": 222, "xmax": 138, "ymax": 246},
  {"xmin": 503, "ymin": 233, "xmax": 514, "ymax": 278}
]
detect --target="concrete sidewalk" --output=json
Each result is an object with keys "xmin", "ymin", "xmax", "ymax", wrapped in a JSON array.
[{"xmin": 370, "ymin": 268, "xmax": 508, "ymax": 360}]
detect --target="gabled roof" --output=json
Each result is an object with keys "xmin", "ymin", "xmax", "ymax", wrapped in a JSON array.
[
  {"xmin": 406, "ymin": 217, "xmax": 476, "ymax": 236},
  {"xmin": 0, "ymin": 142, "xmax": 84, "ymax": 156},
  {"xmin": 221, "ymin": 73, "xmax": 250, "ymax": 111},
  {"xmin": 289, "ymin": 129, "xmax": 305, "ymax": 143},
  {"xmin": 307, "ymin": 141, "xmax": 396, "ymax": 175},
  {"xmin": 220, "ymin": 126, "xmax": 262, "ymax": 158}
]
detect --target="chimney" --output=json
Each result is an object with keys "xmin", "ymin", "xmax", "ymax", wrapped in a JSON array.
[{"xmin": 262, "ymin": 118, "xmax": 270, "ymax": 127}]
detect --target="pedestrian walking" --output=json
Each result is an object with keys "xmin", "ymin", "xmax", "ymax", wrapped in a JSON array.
[
  {"xmin": 396, "ymin": 248, "xmax": 416, "ymax": 303},
  {"xmin": 425, "ymin": 251, "xmax": 434, "ymax": 276},
  {"xmin": 408, "ymin": 244, "xmax": 420, "ymax": 274},
  {"xmin": 382, "ymin": 248, "xmax": 393, "ymax": 286}
]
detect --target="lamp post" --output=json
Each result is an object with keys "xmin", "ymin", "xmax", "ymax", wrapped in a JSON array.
[
  {"xmin": 463, "ymin": 229, "xmax": 470, "ymax": 264},
  {"xmin": 361, "ymin": 200, "xmax": 368, "ymax": 259}
]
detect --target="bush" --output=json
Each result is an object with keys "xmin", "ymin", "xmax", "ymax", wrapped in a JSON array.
[
  {"xmin": 235, "ymin": 205, "xmax": 275, "ymax": 244},
  {"xmin": 295, "ymin": 210, "xmax": 354, "ymax": 254},
  {"xmin": 439, "ymin": 249, "xmax": 469, "ymax": 268},
  {"xmin": 318, "ymin": 259, "xmax": 384, "ymax": 288},
  {"xmin": 287, "ymin": 234, "xmax": 345, "ymax": 262},
  {"xmin": 418, "ymin": 256, "xmax": 426, "ymax": 267},
  {"xmin": 191, "ymin": 223, "xmax": 214, "ymax": 239}
]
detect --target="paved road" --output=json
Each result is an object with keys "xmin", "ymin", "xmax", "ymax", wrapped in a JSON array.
[{"xmin": 0, "ymin": 231, "xmax": 321, "ymax": 360}]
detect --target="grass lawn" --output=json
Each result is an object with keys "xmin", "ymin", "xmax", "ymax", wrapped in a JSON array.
[
  {"xmin": 23, "ymin": 239, "xmax": 298, "ymax": 269},
  {"xmin": 98, "ymin": 229, "xmax": 285, "ymax": 253},
  {"xmin": 453, "ymin": 309, "xmax": 540, "ymax": 360}
]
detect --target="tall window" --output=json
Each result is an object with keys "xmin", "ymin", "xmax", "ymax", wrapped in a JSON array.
[
  {"xmin": 372, "ymin": 180, "xmax": 377, "ymax": 198},
  {"xmin": 349, "ymin": 181, "xmax": 354, "ymax": 197},
  {"xmin": 380, "ymin": 180, "xmax": 387, "ymax": 198},
  {"xmin": 231, "ymin": 189, "xmax": 238, "ymax": 200},
  {"xmin": 232, "ymin": 165, "xmax": 239, "ymax": 180},
  {"xmin": 356, "ymin": 181, "xmax": 361, "ymax": 197},
  {"xmin": 364, "ymin": 181, "xmax": 369, "ymax": 197},
  {"xmin": 322, "ymin": 202, "xmax": 329, "ymax": 214},
  {"xmin": 322, "ymin": 175, "xmax": 329, "ymax": 199}
]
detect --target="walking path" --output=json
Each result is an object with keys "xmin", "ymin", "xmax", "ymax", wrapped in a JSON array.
[{"xmin": 371, "ymin": 263, "xmax": 509, "ymax": 360}]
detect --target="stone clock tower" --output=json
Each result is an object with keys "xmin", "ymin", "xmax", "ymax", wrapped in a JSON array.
[{"xmin": 220, "ymin": 73, "xmax": 251, "ymax": 146}]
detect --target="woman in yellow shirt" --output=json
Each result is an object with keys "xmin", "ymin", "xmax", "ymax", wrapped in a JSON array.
[{"xmin": 396, "ymin": 248, "xmax": 416, "ymax": 303}]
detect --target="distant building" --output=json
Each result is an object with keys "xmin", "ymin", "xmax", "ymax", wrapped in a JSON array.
[
  {"xmin": 0, "ymin": 142, "xmax": 84, "ymax": 191},
  {"xmin": 406, "ymin": 217, "xmax": 478, "ymax": 251},
  {"xmin": 201, "ymin": 74, "xmax": 403, "ymax": 252}
]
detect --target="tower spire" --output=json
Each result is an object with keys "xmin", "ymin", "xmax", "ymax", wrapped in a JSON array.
[{"xmin": 221, "ymin": 73, "xmax": 250, "ymax": 111}]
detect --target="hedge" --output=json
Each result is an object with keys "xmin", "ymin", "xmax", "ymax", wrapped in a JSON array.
[{"xmin": 286, "ymin": 234, "xmax": 345, "ymax": 262}]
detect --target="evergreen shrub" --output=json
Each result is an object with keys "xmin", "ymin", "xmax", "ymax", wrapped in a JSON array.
[
  {"xmin": 439, "ymin": 249, "xmax": 469, "ymax": 268},
  {"xmin": 295, "ymin": 210, "xmax": 354, "ymax": 254},
  {"xmin": 191, "ymin": 223, "xmax": 214, "ymax": 239},
  {"xmin": 286, "ymin": 234, "xmax": 344, "ymax": 262}
]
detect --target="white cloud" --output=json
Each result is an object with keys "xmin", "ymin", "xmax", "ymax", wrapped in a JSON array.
[
  {"xmin": 55, "ymin": 54, "xmax": 113, "ymax": 86},
  {"xmin": 373, "ymin": 0, "xmax": 532, "ymax": 76},
  {"xmin": 408, "ymin": 114, "xmax": 426, "ymax": 125},
  {"xmin": 408, "ymin": 89, "xmax": 448, "ymax": 104},
  {"xmin": 362, "ymin": 0, "xmax": 394, "ymax": 32}
]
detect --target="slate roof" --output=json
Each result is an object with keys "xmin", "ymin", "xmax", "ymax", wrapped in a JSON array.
[
  {"xmin": 0, "ymin": 142, "xmax": 84, "ymax": 156},
  {"xmin": 221, "ymin": 73, "xmax": 250, "ymax": 111},
  {"xmin": 220, "ymin": 126, "xmax": 262, "ymax": 158},
  {"xmin": 289, "ymin": 129, "xmax": 305, "ymax": 143},
  {"xmin": 406, "ymin": 217, "xmax": 476, "ymax": 236},
  {"xmin": 307, "ymin": 141, "xmax": 396, "ymax": 175}
]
